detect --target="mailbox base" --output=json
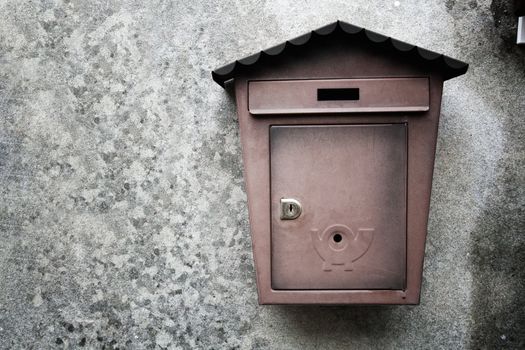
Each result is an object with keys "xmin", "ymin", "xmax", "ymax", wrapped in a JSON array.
[{"xmin": 258, "ymin": 290, "xmax": 419, "ymax": 305}]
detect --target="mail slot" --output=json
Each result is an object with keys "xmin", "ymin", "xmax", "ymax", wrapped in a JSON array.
[
  {"xmin": 249, "ymin": 78, "xmax": 430, "ymax": 114},
  {"xmin": 212, "ymin": 21, "xmax": 468, "ymax": 304}
]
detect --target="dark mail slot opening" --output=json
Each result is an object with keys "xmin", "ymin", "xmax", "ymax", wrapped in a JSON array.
[{"xmin": 317, "ymin": 88, "xmax": 360, "ymax": 101}]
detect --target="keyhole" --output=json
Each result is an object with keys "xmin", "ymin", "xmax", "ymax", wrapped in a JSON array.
[{"xmin": 280, "ymin": 198, "xmax": 302, "ymax": 220}]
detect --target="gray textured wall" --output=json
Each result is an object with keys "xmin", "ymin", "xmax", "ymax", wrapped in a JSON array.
[{"xmin": 0, "ymin": 0, "xmax": 523, "ymax": 349}]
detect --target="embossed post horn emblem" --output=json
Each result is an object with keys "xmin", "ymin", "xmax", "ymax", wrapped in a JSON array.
[{"xmin": 311, "ymin": 224, "xmax": 374, "ymax": 271}]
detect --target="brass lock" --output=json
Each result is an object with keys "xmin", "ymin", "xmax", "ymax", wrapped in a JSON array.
[{"xmin": 280, "ymin": 198, "xmax": 302, "ymax": 220}]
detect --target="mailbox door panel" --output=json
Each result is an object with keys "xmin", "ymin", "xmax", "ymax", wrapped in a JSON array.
[{"xmin": 270, "ymin": 124, "xmax": 407, "ymax": 290}]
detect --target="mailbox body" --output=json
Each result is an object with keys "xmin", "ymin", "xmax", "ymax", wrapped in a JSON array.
[
  {"xmin": 213, "ymin": 24, "xmax": 467, "ymax": 304},
  {"xmin": 233, "ymin": 41, "xmax": 443, "ymax": 305}
]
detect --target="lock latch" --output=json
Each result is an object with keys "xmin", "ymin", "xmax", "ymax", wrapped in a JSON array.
[{"xmin": 280, "ymin": 198, "xmax": 302, "ymax": 220}]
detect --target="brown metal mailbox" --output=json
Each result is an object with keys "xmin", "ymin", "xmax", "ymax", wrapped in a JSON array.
[{"xmin": 212, "ymin": 21, "xmax": 468, "ymax": 305}]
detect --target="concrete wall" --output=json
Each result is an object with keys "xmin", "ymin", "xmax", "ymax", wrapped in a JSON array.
[{"xmin": 0, "ymin": 0, "xmax": 523, "ymax": 348}]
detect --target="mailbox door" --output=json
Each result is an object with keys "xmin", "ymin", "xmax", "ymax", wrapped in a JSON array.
[{"xmin": 270, "ymin": 124, "xmax": 407, "ymax": 290}]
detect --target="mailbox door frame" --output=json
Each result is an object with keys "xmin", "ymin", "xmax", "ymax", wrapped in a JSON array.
[
  {"xmin": 270, "ymin": 123, "xmax": 408, "ymax": 290},
  {"xmin": 234, "ymin": 75, "xmax": 443, "ymax": 304}
]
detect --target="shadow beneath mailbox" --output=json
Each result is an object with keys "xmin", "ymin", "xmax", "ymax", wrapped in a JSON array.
[{"xmin": 271, "ymin": 304, "xmax": 404, "ymax": 340}]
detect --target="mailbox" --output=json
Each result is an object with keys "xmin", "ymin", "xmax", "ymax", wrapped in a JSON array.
[{"xmin": 212, "ymin": 21, "xmax": 468, "ymax": 304}]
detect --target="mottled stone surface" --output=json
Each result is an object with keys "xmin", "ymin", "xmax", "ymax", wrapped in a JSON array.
[{"xmin": 0, "ymin": 0, "xmax": 523, "ymax": 349}]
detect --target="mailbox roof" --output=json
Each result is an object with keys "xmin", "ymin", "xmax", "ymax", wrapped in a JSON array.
[{"xmin": 212, "ymin": 21, "xmax": 469, "ymax": 87}]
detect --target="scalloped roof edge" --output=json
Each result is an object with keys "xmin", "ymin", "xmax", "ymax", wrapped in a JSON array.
[{"xmin": 212, "ymin": 20, "xmax": 468, "ymax": 87}]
